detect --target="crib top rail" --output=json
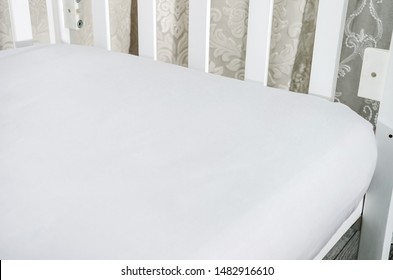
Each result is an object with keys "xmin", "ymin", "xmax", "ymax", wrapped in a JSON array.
[{"xmin": 6, "ymin": 0, "xmax": 349, "ymax": 101}]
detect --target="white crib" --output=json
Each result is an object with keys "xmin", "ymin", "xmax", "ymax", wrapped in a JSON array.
[{"xmin": 3, "ymin": 0, "xmax": 393, "ymax": 259}]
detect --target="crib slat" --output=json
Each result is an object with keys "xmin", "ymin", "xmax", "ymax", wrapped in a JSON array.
[
  {"xmin": 244, "ymin": 0, "xmax": 274, "ymax": 85},
  {"xmin": 92, "ymin": 0, "xmax": 111, "ymax": 50},
  {"xmin": 138, "ymin": 0, "xmax": 157, "ymax": 59},
  {"xmin": 45, "ymin": 0, "xmax": 70, "ymax": 44},
  {"xmin": 309, "ymin": 0, "xmax": 348, "ymax": 100},
  {"xmin": 46, "ymin": 0, "xmax": 57, "ymax": 44},
  {"xmin": 188, "ymin": 0, "xmax": 211, "ymax": 72},
  {"xmin": 8, "ymin": 0, "xmax": 33, "ymax": 47}
]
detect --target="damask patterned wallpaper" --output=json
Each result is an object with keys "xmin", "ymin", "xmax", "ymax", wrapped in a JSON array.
[
  {"xmin": 335, "ymin": 0, "xmax": 393, "ymax": 127},
  {"xmin": 152, "ymin": 0, "xmax": 314, "ymax": 84},
  {"xmin": 156, "ymin": 0, "xmax": 189, "ymax": 67},
  {"xmin": 268, "ymin": 0, "xmax": 308, "ymax": 90},
  {"xmin": 29, "ymin": 0, "xmax": 50, "ymax": 44},
  {"xmin": 0, "ymin": 0, "xmax": 13, "ymax": 50},
  {"xmin": 109, "ymin": 0, "xmax": 131, "ymax": 53},
  {"xmin": 152, "ymin": 0, "xmax": 313, "ymax": 84},
  {"xmin": 209, "ymin": 0, "xmax": 249, "ymax": 80},
  {"xmin": 289, "ymin": 0, "xmax": 319, "ymax": 94}
]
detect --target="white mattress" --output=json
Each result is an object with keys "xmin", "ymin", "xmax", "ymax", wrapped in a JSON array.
[{"xmin": 0, "ymin": 45, "xmax": 377, "ymax": 259}]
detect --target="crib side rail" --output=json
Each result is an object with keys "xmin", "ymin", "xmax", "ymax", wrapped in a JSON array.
[
  {"xmin": 358, "ymin": 30, "xmax": 393, "ymax": 260},
  {"xmin": 7, "ymin": 0, "xmax": 348, "ymax": 100}
]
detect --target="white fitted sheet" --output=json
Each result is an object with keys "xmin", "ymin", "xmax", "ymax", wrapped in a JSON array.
[{"xmin": 0, "ymin": 45, "xmax": 377, "ymax": 259}]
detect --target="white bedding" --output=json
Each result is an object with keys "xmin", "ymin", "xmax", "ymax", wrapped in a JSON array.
[{"xmin": 0, "ymin": 45, "xmax": 377, "ymax": 259}]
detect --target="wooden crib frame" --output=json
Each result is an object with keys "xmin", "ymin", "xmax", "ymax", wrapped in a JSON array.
[{"xmin": 5, "ymin": 0, "xmax": 393, "ymax": 260}]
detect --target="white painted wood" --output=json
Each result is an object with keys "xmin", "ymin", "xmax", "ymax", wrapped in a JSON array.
[
  {"xmin": 309, "ymin": 0, "xmax": 348, "ymax": 100},
  {"xmin": 92, "ymin": 0, "xmax": 111, "ymax": 50},
  {"xmin": 46, "ymin": 0, "xmax": 58, "ymax": 43},
  {"xmin": 138, "ymin": 0, "xmax": 157, "ymax": 59},
  {"xmin": 358, "ymin": 32, "xmax": 393, "ymax": 259},
  {"xmin": 358, "ymin": 48, "xmax": 389, "ymax": 102},
  {"xmin": 314, "ymin": 201, "xmax": 363, "ymax": 260},
  {"xmin": 46, "ymin": 0, "xmax": 70, "ymax": 44},
  {"xmin": 188, "ymin": 0, "xmax": 211, "ymax": 72},
  {"xmin": 244, "ymin": 0, "xmax": 274, "ymax": 85},
  {"xmin": 45, "ymin": 0, "xmax": 71, "ymax": 44},
  {"xmin": 358, "ymin": 122, "xmax": 393, "ymax": 260},
  {"xmin": 63, "ymin": 0, "xmax": 82, "ymax": 30},
  {"xmin": 57, "ymin": 0, "xmax": 71, "ymax": 44},
  {"xmin": 8, "ymin": 0, "xmax": 33, "ymax": 47},
  {"xmin": 378, "ymin": 46, "xmax": 393, "ymax": 130}
]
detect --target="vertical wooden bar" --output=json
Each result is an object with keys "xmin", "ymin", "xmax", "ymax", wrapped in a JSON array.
[
  {"xmin": 359, "ymin": 121, "xmax": 393, "ymax": 260},
  {"xmin": 45, "ymin": 0, "xmax": 57, "ymax": 43},
  {"xmin": 188, "ymin": 0, "xmax": 211, "ymax": 72},
  {"xmin": 8, "ymin": 0, "xmax": 33, "ymax": 47},
  {"xmin": 45, "ymin": 0, "xmax": 70, "ymax": 44},
  {"xmin": 138, "ymin": 0, "xmax": 157, "ymax": 59},
  {"xmin": 57, "ymin": 0, "xmax": 70, "ymax": 44},
  {"xmin": 378, "ymin": 50, "xmax": 393, "ymax": 129},
  {"xmin": 358, "ymin": 31, "xmax": 393, "ymax": 260},
  {"xmin": 244, "ymin": 0, "xmax": 274, "ymax": 85},
  {"xmin": 92, "ymin": 0, "xmax": 111, "ymax": 50},
  {"xmin": 309, "ymin": 0, "xmax": 348, "ymax": 100}
]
